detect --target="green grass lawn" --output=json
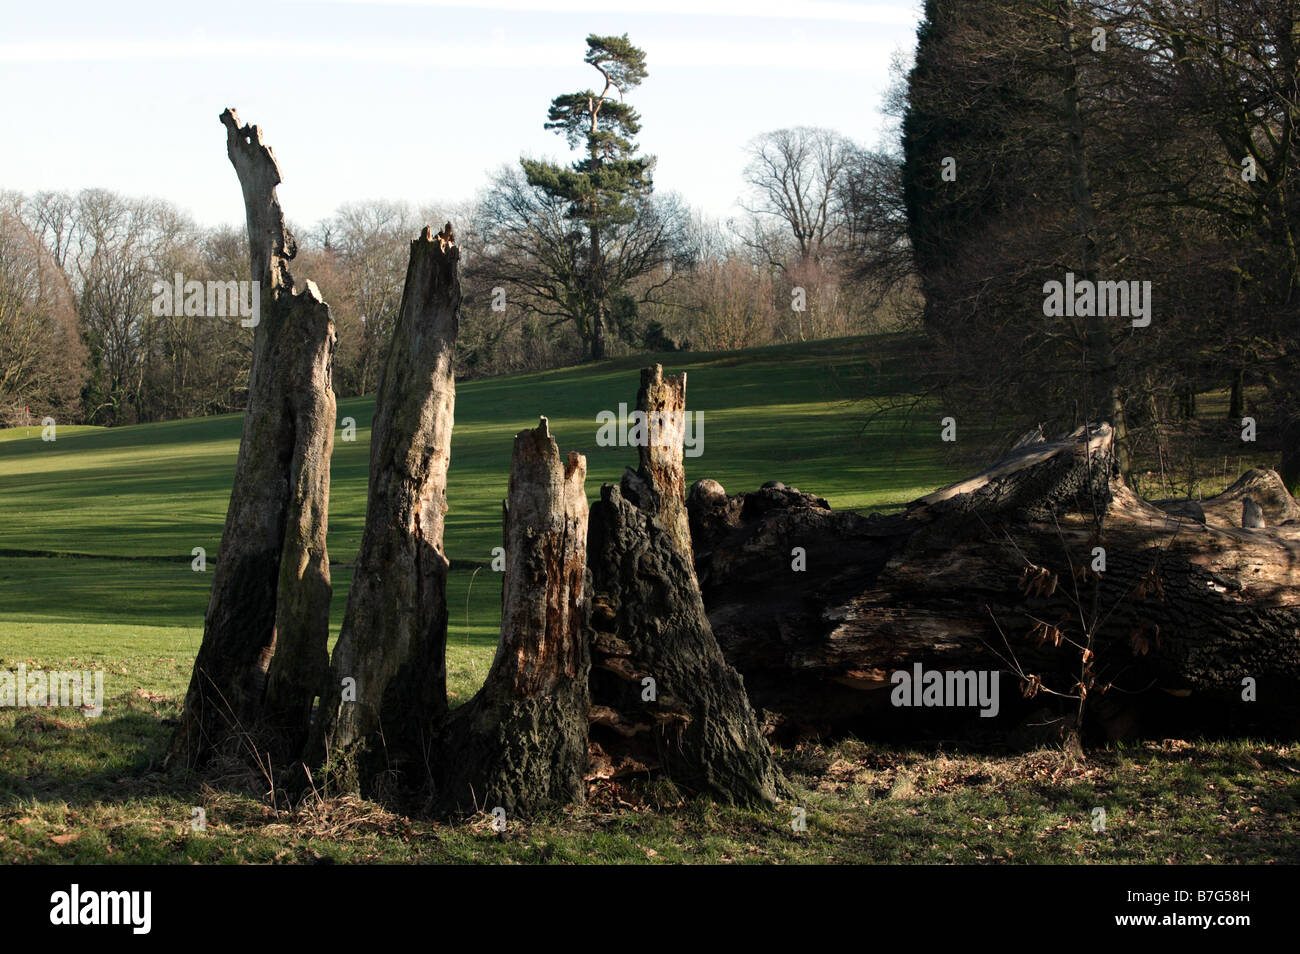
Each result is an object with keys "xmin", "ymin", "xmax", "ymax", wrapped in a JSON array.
[
  {"xmin": 1, "ymin": 332, "xmax": 1297, "ymax": 864},
  {"xmin": 0, "ymin": 333, "xmax": 952, "ymax": 698}
]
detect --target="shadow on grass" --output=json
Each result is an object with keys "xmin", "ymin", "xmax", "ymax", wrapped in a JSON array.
[{"xmin": 0, "ymin": 708, "xmax": 186, "ymax": 808}]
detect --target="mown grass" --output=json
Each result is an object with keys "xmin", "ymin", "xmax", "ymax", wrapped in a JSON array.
[
  {"xmin": 0, "ymin": 335, "xmax": 945, "ymax": 560},
  {"xmin": 1, "ymin": 332, "xmax": 1297, "ymax": 863},
  {"xmin": 1, "ymin": 724, "xmax": 1295, "ymax": 863},
  {"xmin": 0, "ymin": 333, "xmax": 946, "ymax": 689}
]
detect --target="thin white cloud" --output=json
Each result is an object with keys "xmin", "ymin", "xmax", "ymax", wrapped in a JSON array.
[
  {"xmin": 279, "ymin": 0, "xmax": 919, "ymax": 25},
  {"xmin": 0, "ymin": 37, "xmax": 894, "ymax": 70}
]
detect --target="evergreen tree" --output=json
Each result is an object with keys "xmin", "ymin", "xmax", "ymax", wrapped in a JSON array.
[{"xmin": 522, "ymin": 33, "xmax": 652, "ymax": 360}]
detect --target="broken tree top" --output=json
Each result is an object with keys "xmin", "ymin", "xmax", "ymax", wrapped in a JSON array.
[
  {"xmin": 219, "ymin": 108, "xmax": 282, "ymax": 184},
  {"xmin": 430, "ymin": 222, "xmax": 456, "ymax": 248}
]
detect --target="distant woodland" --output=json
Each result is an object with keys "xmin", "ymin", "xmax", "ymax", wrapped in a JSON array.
[{"xmin": 3, "ymin": 2, "xmax": 1297, "ymax": 491}]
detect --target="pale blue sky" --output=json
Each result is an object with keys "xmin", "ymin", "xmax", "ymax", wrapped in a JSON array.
[{"xmin": 0, "ymin": 0, "xmax": 922, "ymax": 229}]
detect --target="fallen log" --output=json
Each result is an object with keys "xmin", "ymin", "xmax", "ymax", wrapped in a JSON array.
[{"xmin": 690, "ymin": 425, "xmax": 1300, "ymax": 742}]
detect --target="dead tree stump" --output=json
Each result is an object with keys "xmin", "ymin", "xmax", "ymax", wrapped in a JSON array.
[
  {"xmin": 587, "ymin": 366, "xmax": 780, "ymax": 803},
  {"xmin": 308, "ymin": 225, "xmax": 459, "ymax": 792},
  {"xmin": 434, "ymin": 418, "xmax": 591, "ymax": 816},
  {"xmin": 170, "ymin": 109, "xmax": 336, "ymax": 769}
]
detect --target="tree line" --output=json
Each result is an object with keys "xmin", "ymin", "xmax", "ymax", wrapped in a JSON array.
[
  {"xmin": 9, "ymin": 12, "xmax": 1292, "ymax": 493},
  {"xmin": 901, "ymin": 0, "xmax": 1300, "ymax": 490},
  {"xmin": 1, "ymin": 35, "xmax": 908, "ymax": 429}
]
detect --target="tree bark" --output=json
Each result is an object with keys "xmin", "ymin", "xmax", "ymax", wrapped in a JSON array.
[
  {"xmin": 434, "ymin": 418, "xmax": 590, "ymax": 816},
  {"xmin": 588, "ymin": 241, "xmax": 607, "ymax": 362},
  {"xmin": 307, "ymin": 225, "xmax": 459, "ymax": 792},
  {"xmin": 690, "ymin": 426, "xmax": 1300, "ymax": 742},
  {"xmin": 587, "ymin": 366, "xmax": 780, "ymax": 803},
  {"xmin": 170, "ymin": 109, "xmax": 335, "ymax": 770},
  {"xmin": 591, "ymin": 303, "xmax": 607, "ymax": 361}
]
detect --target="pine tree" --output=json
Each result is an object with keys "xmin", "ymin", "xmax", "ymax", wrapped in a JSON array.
[{"xmin": 522, "ymin": 34, "xmax": 652, "ymax": 360}]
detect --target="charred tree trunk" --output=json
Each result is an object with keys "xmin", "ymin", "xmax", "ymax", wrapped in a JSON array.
[
  {"xmin": 691, "ymin": 426, "xmax": 1300, "ymax": 742},
  {"xmin": 434, "ymin": 418, "xmax": 590, "ymax": 816},
  {"xmin": 307, "ymin": 225, "xmax": 459, "ymax": 792},
  {"xmin": 587, "ymin": 366, "xmax": 780, "ymax": 803},
  {"xmin": 170, "ymin": 109, "xmax": 336, "ymax": 770}
]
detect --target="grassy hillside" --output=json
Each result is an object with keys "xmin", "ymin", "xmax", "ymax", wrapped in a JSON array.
[
  {"xmin": 1, "ymin": 332, "xmax": 1296, "ymax": 864},
  {"xmin": 0, "ymin": 334, "xmax": 952, "ymax": 703}
]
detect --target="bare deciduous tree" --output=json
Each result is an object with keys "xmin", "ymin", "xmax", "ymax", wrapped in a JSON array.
[
  {"xmin": 741, "ymin": 126, "xmax": 857, "ymax": 270},
  {"xmin": 0, "ymin": 206, "xmax": 86, "ymax": 424}
]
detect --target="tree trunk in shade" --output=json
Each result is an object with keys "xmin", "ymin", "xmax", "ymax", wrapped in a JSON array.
[
  {"xmin": 307, "ymin": 224, "xmax": 459, "ymax": 792},
  {"xmin": 586, "ymin": 366, "xmax": 780, "ymax": 804},
  {"xmin": 170, "ymin": 108, "xmax": 335, "ymax": 770}
]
